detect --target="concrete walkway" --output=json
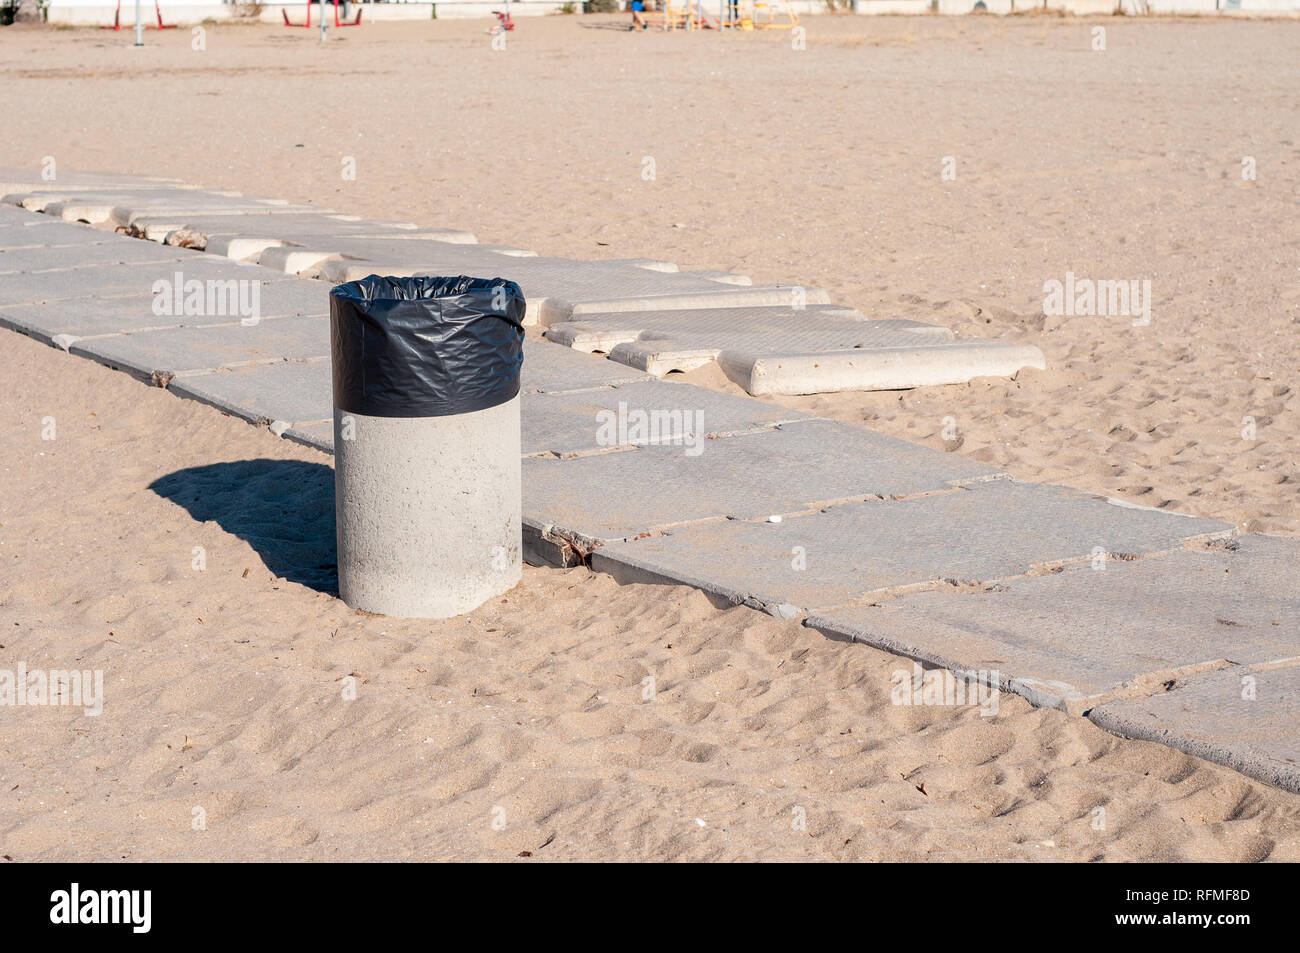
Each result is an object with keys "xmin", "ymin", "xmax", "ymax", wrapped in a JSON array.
[
  {"xmin": 4, "ymin": 171, "xmax": 1044, "ymax": 392},
  {"xmin": 1, "ymin": 178, "xmax": 1296, "ymax": 795}
]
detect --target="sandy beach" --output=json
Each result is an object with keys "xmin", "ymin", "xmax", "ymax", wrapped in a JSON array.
[
  {"xmin": 2, "ymin": 329, "xmax": 1298, "ymax": 861},
  {"xmin": 1, "ymin": 15, "xmax": 1298, "ymax": 861}
]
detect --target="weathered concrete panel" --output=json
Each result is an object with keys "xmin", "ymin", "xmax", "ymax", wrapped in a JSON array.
[
  {"xmin": 521, "ymin": 378, "xmax": 813, "ymax": 457},
  {"xmin": 0, "ymin": 241, "xmax": 189, "ymax": 273},
  {"xmin": 0, "ymin": 256, "xmax": 288, "ymax": 307},
  {"xmin": 806, "ymin": 533, "xmax": 1292, "ymax": 711},
  {"xmin": 523, "ymin": 419, "xmax": 1004, "ymax": 547},
  {"xmin": 71, "ymin": 315, "xmax": 330, "ymax": 383},
  {"xmin": 595, "ymin": 480, "xmax": 1233, "ymax": 621},
  {"xmin": 167, "ymin": 359, "xmax": 332, "ymax": 428},
  {"xmin": 0, "ymin": 279, "xmax": 326, "ymax": 341},
  {"xmin": 520, "ymin": 337, "xmax": 654, "ymax": 394},
  {"xmin": 1089, "ymin": 660, "xmax": 1300, "ymax": 794}
]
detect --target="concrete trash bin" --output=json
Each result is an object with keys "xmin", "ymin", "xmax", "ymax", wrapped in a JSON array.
[{"xmin": 330, "ymin": 275, "xmax": 526, "ymax": 619}]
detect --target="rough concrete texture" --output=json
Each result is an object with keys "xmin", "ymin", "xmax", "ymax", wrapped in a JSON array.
[
  {"xmin": 521, "ymin": 378, "xmax": 814, "ymax": 457},
  {"xmin": 0, "ymin": 216, "xmax": 109, "ymax": 246},
  {"xmin": 15, "ymin": 190, "xmax": 322, "ymax": 226},
  {"xmin": 282, "ymin": 419, "xmax": 335, "ymax": 454},
  {"xmin": 70, "ymin": 315, "xmax": 330, "ymax": 384},
  {"xmin": 557, "ymin": 285, "xmax": 834, "ymax": 329},
  {"xmin": 519, "ymin": 337, "xmax": 654, "ymax": 394},
  {"xmin": 522, "ymin": 419, "xmax": 1004, "ymax": 547},
  {"xmin": 405, "ymin": 257, "xmax": 825, "ymax": 326},
  {"xmin": 600, "ymin": 258, "xmax": 680, "ymax": 273},
  {"xmin": 0, "ymin": 256, "xmax": 288, "ymax": 308},
  {"xmin": 255, "ymin": 238, "xmax": 518, "ymax": 276},
  {"xmin": 1088, "ymin": 660, "xmax": 1300, "ymax": 794},
  {"xmin": 129, "ymin": 212, "xmax": 454, "ymax": 246},
  {"xmin": 167, "ymin": 359, "xmax": 332, "ymax": 428},
  {"xmin": 318, "ymin": 242, "xmax": 540, "ymax": 283},
  {"xmin": 593, "ymin": 479, "xmax": 1233, "ymax": 618},
  {"xmin": 317, "ymin": 248, "xmax": 760, "ymax": 317},
  {"xmin": 804, "ymin": 532, "xmax": 1290, "ymax": 711},
  {"xmin": 724, "ymin": 341, "xmax": 1048, "ymax": 396},
  {"xmin": 172, "ymin": 221, "xmax": 479, "ymax": 257},
  {"xmin": 543, "ymin": 305, "xmax": 880, "ymax": 354},
  {"xmin": 0, "ymin": 279, "xmax": 328, "ymax": 343},
  {"xmin": 681, "ymin": 269, "xmax": 752, "ymax": 286},
  {"xmin": 334, "ymin": 398, "xmax": 522, "ymax": 619},
  {"xmin": 1, "ymin": 282, "xmax": 325, "ymax": 348},
  {"xmin": 0, "ymin": 240, "xmax": 196, "ymax": 273},
  {"xmin": 545, "ymin": 305, "xmax": 1043, "ymax": 393}
]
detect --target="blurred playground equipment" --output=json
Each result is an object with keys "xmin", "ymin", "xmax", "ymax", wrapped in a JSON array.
[
  {"xmin": 283, "ymin": 0, "xmax": 364, "ymax": 27},
  {"xmin": 488, "ymin": 6, "xmax": 516, "ymax": 33},
  {"xmin": 637, "ymin": 0, "xmax": 797, "ymax": 30},
  {"xmin": 100, "ymin": 0, "xmax": 175, "ymax": 29}
]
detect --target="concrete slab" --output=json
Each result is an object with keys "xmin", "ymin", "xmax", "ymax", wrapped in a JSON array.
[
  {"xmin": 70, "ymin": 315, "xmax": 329, "ymax": 384},
  {"xmin": 544, "ymin": 305, "xmax": 881, "ymax": 355},
  {"xmin": 309, "ymin": 238, "xmax": 542, "ymax": 282},
  {"xmin": 146, "ymin": 217, "xmax": 480, "ymax": 252},
  {"xmin": 522, "ymin": 419, "xmax": 1004, "ymax": 549},
  {"xmin": 167, "ymin": 359, "xmax": 332, "ymax": 429},
  {"xmin": 594, "ymin": 479, "xmax": 1233, "ymax": 618},
  {"xmin": 561, "ymin": 285, "xmax": 835, "ymax": 328},
  {"xmin": 0, "ymin": 240, "xmax": 191, "ymax": 273},
  {"xmin": 0, "ymin": 278, "xmax": 327, "ymax": 341},
  {"xmin": 520, "ymin": 337, "xmax": 655, "ymax": 394},
  {"xmin": 601, "ymin": 258, "xmax": 680, "ymax": 273},
  {"xmin": 255, "ymin": 237, "xmax": 515, "ymax": 276},
  {"xmin": 0, "ymin": 220, "xmax": 111, "ymax": 249},
  {"xmin": 18, "ymin": 190, "xmax": 320, "ymax": 226},
  {"xmin": 545, "ymin": 304, "xmax": 1042, "ymax": 393},
  {"xmin": 402, "ymin": 257, "xmax": 830, "ymax": 327},
  {"xmin": 0, "ymin": 256, "xmax": 291, "ymax": 308},
  {"xmin": 681, "ymin": 269, "xmax": 752, "ymax": 286},
  {"xmin": 805, "ymin": 532, "xmax": 1289, "ymax": 711},
  {"xmin": 721, "ymin": 342, "xmax": 1048, "ymax": 396},
  {"xmin": 282, "ymin": 419, "xmax": 335, "ymax": 454},
  {"xmin": 0, "ymin": 204, "xmax": 42, "ymax": 226},
  {"xmin": 521, "ymin": 379, "xmax": 814, "ymax": 457},
  {"xmin": 1088, "ymin": 660, "xmax": 1300, "ymax": 794}
]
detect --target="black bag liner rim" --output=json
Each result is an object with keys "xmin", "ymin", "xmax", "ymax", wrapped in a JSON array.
[{"xmin": 330, "ymin": 274, "xmax": 525, "ymax": 419}]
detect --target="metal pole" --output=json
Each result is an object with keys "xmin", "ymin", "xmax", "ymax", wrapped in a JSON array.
[{"xmin": 133, "ymin": 0, "xmax": 142, "ymax": 45}]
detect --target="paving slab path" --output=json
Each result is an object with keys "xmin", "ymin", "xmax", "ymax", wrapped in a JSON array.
[
  {"xmin": 1, "ymin": 171, "xmax": 1043, "ymax": 388},
  {"xmin": 1, "ymin": 172, "xmax": 1295, "ymax": 795}
]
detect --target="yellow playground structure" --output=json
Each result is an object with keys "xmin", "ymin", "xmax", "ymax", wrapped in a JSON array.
[{"xmin": 636, "ymin": 0, "xmax": 798, "ymax": 31}]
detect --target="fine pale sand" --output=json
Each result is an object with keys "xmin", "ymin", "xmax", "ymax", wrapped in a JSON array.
[
  {"xmin": 1, "ymin": 16, "xmax": 1298, "ymax": 860},
  {"xmin": 3, "ymin": 333, "xmax": 1300, "ymax": 861}
]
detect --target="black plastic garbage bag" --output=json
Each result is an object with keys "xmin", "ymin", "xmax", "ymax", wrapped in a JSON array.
[{"xmin": 330, "ymin": 275, "xmax": 525, "ymax": 418}]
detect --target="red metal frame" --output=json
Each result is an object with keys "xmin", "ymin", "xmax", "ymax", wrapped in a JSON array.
[
  {"xmin": 100, "ymin": 0, "xmax": 177, "ymax": 29},
  {"xmin": 283, "ymin": 0, "xmax": 364, "ymax": 27}
]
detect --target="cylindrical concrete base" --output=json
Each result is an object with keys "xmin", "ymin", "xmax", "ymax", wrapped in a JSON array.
[{"xmin": 334, "ymin": 396, "xmax": 522, "ymax": 619}]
